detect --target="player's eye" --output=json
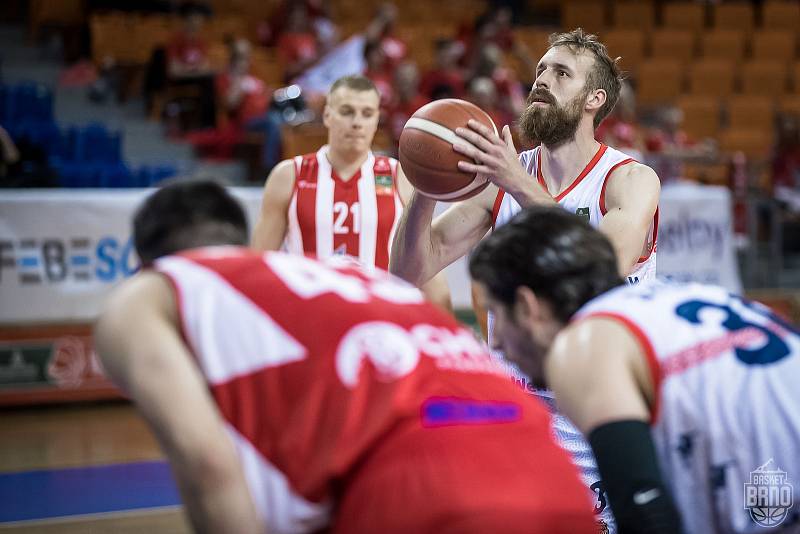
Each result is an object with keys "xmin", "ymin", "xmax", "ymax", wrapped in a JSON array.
[{"xmin": 558, "ymin": 70, "xmax": 568, "ymax": 77}]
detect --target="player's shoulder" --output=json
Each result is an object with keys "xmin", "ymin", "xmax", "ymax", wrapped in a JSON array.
[
  {"xmin": 96, "ymin": 270, "xmax": 175, "ymax": 339},
  {"xmin": 608, "ymin": 159, "xmax": 660, "ymax": 186}
]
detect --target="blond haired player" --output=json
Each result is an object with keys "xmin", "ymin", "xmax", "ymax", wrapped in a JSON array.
[{"xmin": 252, "ymin": 74, "xmax": 450, "ymax": 308}]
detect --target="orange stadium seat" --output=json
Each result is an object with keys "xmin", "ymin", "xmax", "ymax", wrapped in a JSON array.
[
  {"xmin": 751, "ymin": 30, "xmax": 796, "ymax": 62},
  {"xmin": 761, "ymin": 1, "xmax": 800, "ymax": 31},
  {"xmin": 700, "ymin": 30, "xmax": 745, "ymax": 63},
  {"xmin": 793, "ymin": 61, "xmax": 800, "ymax": 91},
  {"xmin": 650, "ymin": 29, "xmax": 695, "ymax": 63},
  {"xmin": 719, "ymin": 127, "xmax": 774, "ymax": 158},
  {"xmin": 602, "ymin": 29, "xmax": 645, "ymax": 75},
  {"xmin": 688, "ymin": 59, "xmax": 736, "ymax": 97},
  {"xmin": 281, "ymin": 123, "xmax": 328, "ymax": 160},
  {"xmin": 676, "ymin": 95, "xmax": 720, "ymax": 140},
  {"xmin": 779, "ymin": 95, "xmax": 800, "ymax": 118},
  {"xmin": 728, "ymin": 94, "xmax": 774, "ymax": 131},
  {"xmin": 662, "ymin": 2, "xmax": 706, "ymax": 34},
  {"xmin": 636, "ymin": 59, "xmax": 683, "ymax": 106},
  {"xmin": 710, "ymin": 2, "xmax": 754, "ymax": 34},
  {"xmin": 611, "ymin": 0, "xmax": 654, "ymax": 30},
  {"xmin": 514, "ymin": 27, "xmax": 552, "ymax": 59},
  {"xmin": 741, "ymin": 61, "xmax": 789, "ymax": 98},
  {"xmin": 682, "ymin": 162, "xmax": 728, "ymax": 186},
  {"xmin": 561, "ymin": 1, "xmax": 606, "ymax": 34}
]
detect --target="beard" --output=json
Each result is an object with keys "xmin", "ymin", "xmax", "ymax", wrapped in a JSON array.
[{"xmin": 519, "ymin": 87, "xmax": 586, "ymax": 148}]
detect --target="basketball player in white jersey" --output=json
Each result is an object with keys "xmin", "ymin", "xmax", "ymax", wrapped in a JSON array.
[
  {"xmin": 252, "ymin": 74, "xmax": 451, "ymax": 309},
  {"xmin": 390, "ymin": 29, "xmax": 660, "ymax": 531},
  {"xmin": 471, "ymin": 205, "xmax": 800, "ymax": 534}
]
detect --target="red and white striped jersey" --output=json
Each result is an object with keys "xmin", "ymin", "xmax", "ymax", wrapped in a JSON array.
[
  {"xmin": 492, "ymin": 144, "xmax": 658, "ymax": 284},
  {"xmin": 284, "ymin": 146, "xmax": 403, "ymax": 270},
  {"xmin": 574, "ymin": 281, "xmax": 800, "ymax": 533},
  {"xmin": 154, "ymin": 247, "xmax": 575, "ymax": 533}
]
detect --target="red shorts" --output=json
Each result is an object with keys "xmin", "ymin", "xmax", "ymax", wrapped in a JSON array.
[{"xmin": 333, "ymin": 419, "xmax": 597, "ymax": 534}]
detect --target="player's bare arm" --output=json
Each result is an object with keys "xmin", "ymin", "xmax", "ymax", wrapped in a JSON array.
[
  {"xmin": 394, "ymin": 165, "xmax": 453, "ymax": 311},
  {"xmin": 547, "ymin": 317, "xmax": 682, "ymax": 533},
  {"xmin": 599, "ymin": 162, "xmax": 660, "ymax": 276},
  {"xmin": 546, "ymin": 317, "xmax": 653, "ymax": 432},
  {"xmin": 95, "ymin": 273, "xmax": 260, "ymax": 534},
  {"xmin": 390, "ymin": 183, "xmax": 496, "ymax": 286},
  {"xmin": 453, "ymin": 120, "xmax": 556, "ymax": 207},
  {"xmin": 251, "ymin": 159, "xmax": 296, "ymax": 251}
]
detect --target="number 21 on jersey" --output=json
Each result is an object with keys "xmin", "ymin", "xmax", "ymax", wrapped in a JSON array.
[{"xmin": 333, "ymin": 201, "xmax": 360, "ymax": 235}]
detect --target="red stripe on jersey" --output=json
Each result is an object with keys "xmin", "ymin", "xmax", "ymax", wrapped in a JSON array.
[
  {"xmin": 598, "ymin": 158, "xmax": 635, "ymax": 215},
  {"xmin": 295, "ymin": 153, "xmax": 320, "ymax": 256},
  {"xmin": 575, "ymin": 311, "xmax": 662, "ymax": 425},
  {"xmin": 331, "ymin": 168, "xmax": 361, "ymax": 260},
  {"xmin": 598, "ymin": 159, "xmax": 658, "ymax": 263},
  {"xmin": 538, "ymin": 144, "xmax": 607, "ymax": 202},
  {"xmin": 373, "ymin": 156, "xmax": 399, "ymax": 269},
  {"xmin": 491, "ymin": 188, "xmax": 505, "ymax": 231}
]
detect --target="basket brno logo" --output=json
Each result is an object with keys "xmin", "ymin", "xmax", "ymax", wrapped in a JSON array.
[{"xmin": 744, "ymin": 459, "xmax": 794, "ymax": 528}]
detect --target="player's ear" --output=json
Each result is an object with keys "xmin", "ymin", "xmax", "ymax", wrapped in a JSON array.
[
  {"xmin": 586, "ymin": 88, "xmax": 606, "ymax": 112},
  {"xmin": 323, "ymin": 104, "xmax": 331, "ymax": 128},
  {"xmin": 514, "ymin": 286, "xmax": 540, "ymax": 324}
]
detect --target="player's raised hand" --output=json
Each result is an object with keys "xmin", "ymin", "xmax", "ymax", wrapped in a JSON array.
[{"xmin": 453, "ymin": 121, "xmax": 553, "ymax": 206}]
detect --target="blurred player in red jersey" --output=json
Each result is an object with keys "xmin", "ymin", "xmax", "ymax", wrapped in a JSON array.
[
  {"xmin": 252, "ymin": 74, "xmax": 451, "ymax": 309},
  {"xmin": 95, "ymin": 181, "xmax": 598, "ymax": 534}
]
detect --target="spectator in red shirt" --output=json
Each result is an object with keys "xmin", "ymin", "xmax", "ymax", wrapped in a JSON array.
[
  {"xmin": 166, "ymin": 2, "xmax": 212, "ymax": 78},
  {"xmin": 364, "ymin": 39, "xmax": 394, "ymax": 109},
  {"xmin": 277, "ymin": 3, "xmax": 321, "ymax": 83},
  {"xmin": 216, "ymin": 40, "xmax": 270, "ymax": 127},
  {"xmin": 387, "ymin": 61, "xmax": 430, "ymax": 150},
  {"xmin": 420, "ymin": 38, "xmax": 466, "ymax": 100},
  {"xmin": 364, "ymin": 3, "xmax": 407, "ymax": 71},
  {"xmin": 466, "ymin": 76, "xmax": 513, "ymax": 130},
  {"xmin": 468, "ymin": 43, "xmax": 525, "ymax": 118}
]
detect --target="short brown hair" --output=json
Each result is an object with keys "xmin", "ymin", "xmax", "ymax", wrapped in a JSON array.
[
  {"xmin": 548, "ymin": 28, "xmax": 622, "ymax": 129},
  {"xmin": 328, "ymin": 74, "xmax": 379, "ymax": 97}
]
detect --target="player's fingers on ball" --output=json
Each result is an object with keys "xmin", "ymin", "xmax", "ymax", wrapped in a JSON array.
[
  {"xmin": 452, "ymin": 142, "xmax": 477, "ymax": 159},
  {"xmin": 457, "ymin": 161, "xmax": 493, "ymax": 175},
  {"xmin": 467, "ymin": 119, "xmax": 495, "ymax": 139},
  {"xmin": 455, "ymin": 127, "xmax": 494, "ymax": 152}
]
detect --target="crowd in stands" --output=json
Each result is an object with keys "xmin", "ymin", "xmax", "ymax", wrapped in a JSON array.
[{"xmin": 6, "ymin": 0, "xmax": 800, "ymax": 243}]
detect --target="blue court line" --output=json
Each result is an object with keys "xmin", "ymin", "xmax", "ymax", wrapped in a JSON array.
[{"xmin": 0, "ymin": 461, "xmax": 181, "ymax": 522}]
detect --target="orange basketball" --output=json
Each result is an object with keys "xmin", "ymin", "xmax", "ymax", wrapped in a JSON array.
[{"xmin": 399, "ymin": 99, "xmax": 497, "ymax": 202}]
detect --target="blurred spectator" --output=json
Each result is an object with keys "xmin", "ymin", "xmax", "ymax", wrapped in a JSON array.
[
  {"xmin": 644, "ymin": 107, "xmax": 715, "ymax": 183},
  {"xmin": 277, "ymin": 3, "xmax": 322, "ymax": 83},
  {"xmin": 258, "ymin": 0, "xmax": 338, "ymax": 52},
  {"xmin": 595, "ymin": 81, "xmax": 645, "ymax": 161},
  {"xmin": 364, "ymin": 39, "xmax": 394, "ymax": 109},
  {"xmin": 216, "ymin": 40, "xmax": 270, "ymax": 127},
  {"xmin": 467, "ymin": 43, "xmax": 525, "ymax": 118},
  {"xmin": 387, "ymin": 61, "xmax": 429, "ymax": 148},
  {"xmin": 187, "ymin": 39, "xmax": 280, "ymax": 172},
  {"xmin": 459, "ymin": 7, "xmax": 535, "ymax": 83},
  {"xmin": 0, "ymin": 125, "xmax": 20, "ymax": 179},
  {"xmin": 773, "ymin": 115, "xmax": 800, "ymax": 193},
  {"xmin": 364, "ymin": 4, "xmax": 407, "ymax": 71},
  {"xmin": 166, "ymin": 2, "xmax": 212, "ymax": 78},
  {"xmin": 144, "ymin": 2, "xmax": 216, "ymax": 128},
  {"xmin": 466, "ymin": 76, "xmax": 513, "ymax": 129},
  {"xmin": 420, "ymin": 38, "xmax": 466, "ymax": 100}
]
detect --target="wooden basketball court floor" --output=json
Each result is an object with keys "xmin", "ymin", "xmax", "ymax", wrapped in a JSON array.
[{"xmin": 0, "ymin": 401, "xmax": 190, "ymax": 532}]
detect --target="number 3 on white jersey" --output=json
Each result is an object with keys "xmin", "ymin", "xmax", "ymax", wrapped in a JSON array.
[{"xmin": 333, "ymin": 201, "xmax": 360, "ymax": 234}]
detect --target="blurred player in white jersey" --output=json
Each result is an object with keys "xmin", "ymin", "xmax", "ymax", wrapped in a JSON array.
[{"xmin": 471, "ymin": 205, "xmax": 800, "ymax": 534}]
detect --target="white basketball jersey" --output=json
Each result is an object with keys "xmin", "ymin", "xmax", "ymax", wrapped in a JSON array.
[
  {"xmin": 492, "ymin": 144, "xmax": 657, "ymax": 284},
  {"xmin": 575, "ymin": 281, "xmax": 800, "ymax": 533}
]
